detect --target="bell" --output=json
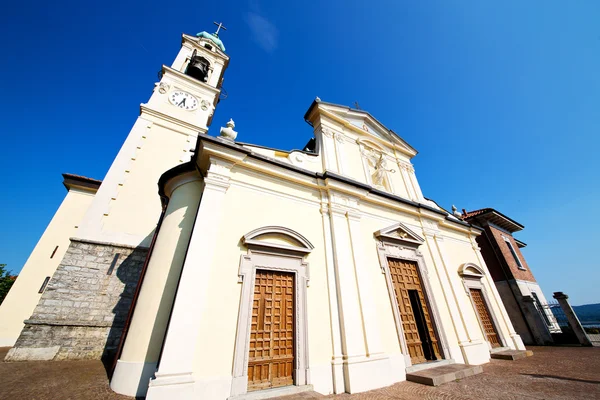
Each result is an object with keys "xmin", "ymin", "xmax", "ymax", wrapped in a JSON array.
[{"xmin": 186, "ymin": 56, "xmax": 210, "ymax": 82}]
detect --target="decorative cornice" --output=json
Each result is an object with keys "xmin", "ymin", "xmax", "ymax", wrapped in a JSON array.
[
  {"xmin": 162, "ymin": 65, "xmax": 222, "ymax": 94},
  {"xmin": 140, "ymin": 105, "xmax": 207, "ymax": 134},
  {"xmin": 311, "ymin": 106, "xmax": 417, "ymax": 157},
  {"xmin": 188, "ymin": 133, "xmax": 478, "ymax": 234}
]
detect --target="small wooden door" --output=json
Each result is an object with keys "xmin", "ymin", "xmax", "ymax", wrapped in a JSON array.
[
  {"xmin": 248, "ymin": 270, "xmax": 295, "ymax": 391},
  {"xmin": 388, "ymin": 258, "xmax": 441, "ymax": 364},
  {"xmin": 470, "ymin": 288, "xmax": 501, "ymax": 348}
]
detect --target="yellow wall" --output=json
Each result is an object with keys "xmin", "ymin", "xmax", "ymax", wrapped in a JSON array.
[
  {"xmin": 0, "ymin": 187, "xmax": 96, "ymax": 346},
  {"xmin": 191, "ymin": 169, "xmax": 332, "ymax": 377},
  {"xmin": 103, "ymin": 123, "xmax": 192, "ymax": 239}
]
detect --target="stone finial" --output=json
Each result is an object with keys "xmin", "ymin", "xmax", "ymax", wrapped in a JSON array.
[
  {"xmin": 219, "ymin": 118, "xmax": 237, "ymax": 141},
  {"xmin": 315, "ymin": 96, "xmax": 321, "ymax": 102},
  {"xmin": 452, "ymin": 205, "xmax": 462, "ymax": 218}
]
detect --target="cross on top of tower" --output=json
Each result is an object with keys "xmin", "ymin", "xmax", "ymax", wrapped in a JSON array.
[{"xmin": 213, "ymin": 21, "xmax": 227, "ymax": 37}]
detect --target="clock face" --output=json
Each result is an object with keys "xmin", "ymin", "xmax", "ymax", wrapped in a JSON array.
[{"xmin": 169, "ymin": 90, "xmax": 198, "ymax": 111}]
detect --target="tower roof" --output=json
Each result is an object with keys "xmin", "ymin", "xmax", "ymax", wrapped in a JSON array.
[{"xmin": 196, "ymin": 31, "xmax": 226, "ymax": 52}]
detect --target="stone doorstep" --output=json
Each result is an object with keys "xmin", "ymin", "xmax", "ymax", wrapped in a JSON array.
[
  {"xmin": 405, "ymin": 359, "xmax": 455, "ymax": 373},
  {"xmin": 229, "ymin": 384, "xmax": 314, "ymax": 400},
  {"xmin": 490, "ymin": 350, "xmax": 534, "ymax": 360},
  {"xmin": 489, "ymin": 346, "xmax": 511, "ymax": 354},
  {"xmin": 406, "ymin": 364, "xmax": 483, "ymax": 387}
]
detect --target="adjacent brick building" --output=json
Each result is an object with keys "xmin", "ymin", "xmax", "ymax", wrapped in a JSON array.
[{"xmin": 462, "ymin": 208, "xmax": 560, "ymax": 345}]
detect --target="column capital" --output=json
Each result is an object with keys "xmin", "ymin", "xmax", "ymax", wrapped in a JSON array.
[
  {"xmin": 163, "ymin": 170, "xmax": 202, "ymax": 199},
  {"xmin": 204, "ymin": 156, "xmax": 234, "ymax": 192},
  {"xmin": 553, "ymin": 292, "xmax": 568, "ymax": 300}
]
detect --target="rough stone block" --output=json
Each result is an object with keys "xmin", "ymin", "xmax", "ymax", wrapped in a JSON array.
[{"xmin": 5, "ymin": 346, "xmax": 60, "ymax": 361}]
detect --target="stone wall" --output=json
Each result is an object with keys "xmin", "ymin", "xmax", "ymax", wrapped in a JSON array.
[{"xmin": 5, "ymin": 239, "xmax": 147, "ymax": 362}]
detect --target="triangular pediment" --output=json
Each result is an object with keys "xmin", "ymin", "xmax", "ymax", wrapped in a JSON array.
[
  {"xmin": 374, "ymin": 222, "xmax": 424, "ymax": 247},
  {"xmin": 307, "ymin": 101, "xmax": 418, "ymax": 157}
]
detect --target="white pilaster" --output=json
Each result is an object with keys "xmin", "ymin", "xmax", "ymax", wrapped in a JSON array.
[
  {"xmin": 326, "ymin": 194, "xmax": 393, "ymax": 393},
  {"xmin": 328, "ymin": 207, "xmax": 365, "ymax": 359},
  {"xmin": 398, "ymin": 162, "xmax": 417, "ymax": 201},
  {"xmin": 146, "ymin": 157, "xmax": 233, "ymax": 400},
  {"xmin": 406, "ymin": 167, "xmax": 424, "ymax": 201},
  {"xmin": 319, "ymin": 200, "xmax": 345, "ymax": 394},
  {"xmin": 346, "ymin": 211, "xmax": 384, "ymax": 356},
  {"xmin": 431, "ymin": 234, "xmax": 490, "ymax": 364},
  {"xmin": 321, "ymin": 127, "xmax": 343, "ymax": 174},
  {"xmin": 420, "ymin": 231, "xmax": 467, "ymax": 363}
]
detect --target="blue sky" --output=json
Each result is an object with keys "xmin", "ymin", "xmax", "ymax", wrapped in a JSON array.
[{"xmin": 1, "ymin": 1, "xmax": 599, "ymax": 305}]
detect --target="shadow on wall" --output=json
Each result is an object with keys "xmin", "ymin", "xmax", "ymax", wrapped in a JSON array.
[
  {"xmin": 103, "ymin": 192, "xmax": 203, "ymax": 396},
  {"xmin": 101, "ymin": 233, "xmax": 154, "ymax": 377}
]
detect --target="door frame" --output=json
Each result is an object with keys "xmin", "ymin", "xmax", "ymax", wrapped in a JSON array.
[
  {"xmin": 230, "ymin": 227, "xmax": 313, "ymax": 397},
  {"xmin": 459, "ymin": 263, "xmax": 507, "ymax": 349},
  {"xmin": 374, "ymin": 223, "xmax": 450, "ymax": 368}
]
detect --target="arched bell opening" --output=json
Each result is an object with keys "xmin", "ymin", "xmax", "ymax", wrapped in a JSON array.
[{"xmin": 186, "ymin": 52, "xmax": 211, "ymax": 83}]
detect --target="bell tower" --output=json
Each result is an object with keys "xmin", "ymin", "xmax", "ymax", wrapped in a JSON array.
[
  {"xmin": 77, "ymin": 26, "xmax": 230, "ymax": 247},
  {"xmin": 2, "ymin": 24, "xmax": 232, "ymax": 369}
]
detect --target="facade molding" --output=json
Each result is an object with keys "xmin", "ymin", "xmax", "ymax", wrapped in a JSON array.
[
  {"xmin": 374, "ymin": 234, "xmax": 451, "ymax": 368},
  {"xmin": 231, "ymin": 239, "xmax": 311, "ymax": 397},
  {"xmin": 460, "ymin": 265, "xmax": 509, "ymax": 350}
]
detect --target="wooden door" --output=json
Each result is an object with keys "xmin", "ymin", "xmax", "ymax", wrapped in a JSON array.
[
  {"xmin": 470, "ymin": 288, "xmax": 501, "ymax": 348},
  {"xmin": 388, "ymin": 258, "xmax": 441, "ymax": 364},
  {"xmin": 248, "ymin": 270, "xmax": 295, "ymax": 391}
]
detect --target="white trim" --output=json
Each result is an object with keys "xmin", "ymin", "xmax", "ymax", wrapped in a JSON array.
[
  {"xmin": 459, "ymin": 264, "xmax": 508, "ymax": 350},
  {"xmin": 374, "ymin": 226, "xmax": 450, "ymax": 368},
  {"xmin": 242, "ymin": 226, "xmax": 314, "ymax": 255},
  {"xmin": 230, "ymin": 228, "xmax": 312, "ymax": 398}
]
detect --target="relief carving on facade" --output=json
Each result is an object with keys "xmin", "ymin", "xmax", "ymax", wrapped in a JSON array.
[
  {"xmin": 322, "ymin": 127, "xmax": 344, "ymax": 143},
  {"xmin": 361, "ymin": 147, "xmax": 395, "ymax": 189},
  {"xmin": 157, "ymin": 82, "xmax": 170, "ymax": 94}
]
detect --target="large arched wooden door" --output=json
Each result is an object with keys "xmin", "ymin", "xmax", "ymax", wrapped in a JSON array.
[
  {"xmin": 247, "ymin": 270, "xmax": 295, "ymax": 391},
  {"xmin": 388, "ymin": 258, "xmax": 441, "ymax": 364}
]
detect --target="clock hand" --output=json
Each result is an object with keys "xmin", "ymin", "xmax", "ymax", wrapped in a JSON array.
[{"xmin": 178, "ymin": 98, "xmax": 186, "ymax": 107}]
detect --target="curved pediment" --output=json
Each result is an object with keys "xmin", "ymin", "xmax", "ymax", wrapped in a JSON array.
[
  {"xmin": 242, "ymin": 226, "xmax": 314, "ymax": 254},
  {"xmin": 459, "ymin": 263, "xmax": 485, "ymax": 279}
]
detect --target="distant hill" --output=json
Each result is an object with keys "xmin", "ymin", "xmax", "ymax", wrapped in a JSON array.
[{"xmin": 572, "ymin": 303, "xmax": 600, "ymax": 323}]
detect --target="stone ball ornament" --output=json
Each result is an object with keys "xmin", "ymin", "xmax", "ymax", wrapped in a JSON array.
[{"xmin": 219, "ymin": 118, "xmax": 238, "ymax": 141}]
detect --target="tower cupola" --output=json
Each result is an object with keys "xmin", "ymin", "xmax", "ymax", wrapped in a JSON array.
[{"xmin": 185, "ymin": 22, "xmax": 227, "ymax": 83}]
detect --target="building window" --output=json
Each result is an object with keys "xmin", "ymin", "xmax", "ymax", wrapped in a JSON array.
[
  {"xmin": 531, "ymin": 292, "xmax": 552, "ymax": 327},
  {"xmin": 38, "ymin": 277, "xmax": 51, "ymax": 293},
  {"xmin": 504, "ymin": 238, "xmax": 525, "ymax": 270}
]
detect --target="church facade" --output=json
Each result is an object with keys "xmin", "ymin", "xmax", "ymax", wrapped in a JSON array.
[{"xmin": 2, "ymin": 28, "xmax": 525, "ymax": 399}]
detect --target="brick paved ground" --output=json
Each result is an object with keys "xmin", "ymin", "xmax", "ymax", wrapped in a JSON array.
[
  {"xmin": 1, "ymin": 346, "xmax": 599, "ymax": 400},
  {"xmin": 0, "ymin": 347, "xmax": 129, "ymax": 400}
]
